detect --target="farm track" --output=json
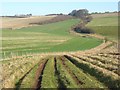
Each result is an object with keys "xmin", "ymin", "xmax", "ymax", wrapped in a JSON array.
[
  {"xmin": 32, "ymin": 59, "xmax": 48, "ymax": 89},
  {"xmin": 59, "ymin": 56, "xmax": 84, "ymax": 86}
]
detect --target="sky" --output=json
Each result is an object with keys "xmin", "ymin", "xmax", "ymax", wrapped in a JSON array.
[{"xmin": 1, "ymin": 2, "xmax": 118, "ymax": 16}]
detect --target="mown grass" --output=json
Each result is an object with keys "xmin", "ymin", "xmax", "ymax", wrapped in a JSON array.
[
  {"xmin": 86, "ymin": 16, "xmax": 118, "ymax": 40},
  {"xmin": 2, "ymin": 19, "xmax": 102, "ymax": 58}
]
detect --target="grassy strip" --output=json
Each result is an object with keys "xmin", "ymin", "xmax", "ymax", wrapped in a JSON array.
[
  {"xmin": 41, "ymin": 57, "xmax": 58, "ymax": 88},
  {"xmin": 18, "ymin": 59, "xmax": 45, "ymax": 88},
  {"xmin": 60, "ymin": 56, "xmax": 83, "ymax": 87},
  {"xmin": 56, "ymin": 56, "xmax": 79, "ymax": 88},
  {"xmin": 33, "ymin": 59, "xmax": 48, "ymax": 89},
  {"xmin": 64, "ymin": 55, "xmax": 120, "ymax": 89},
  {"xmin": 62, "ymin": 56, "xmax": 106, "ymax": 88},
  {"xmin": 54, "ymin": 57, "xmax": 67, "ymax": 88}
]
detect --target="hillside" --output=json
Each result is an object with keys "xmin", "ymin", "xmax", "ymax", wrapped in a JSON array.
[
  {"xmin": 2, "ymin": 18, "xmax": 102, "ymax": 58},
  {"xmin": 1, "ymin": 13, "xmax": 120, "ymax": 89},
  {"xmin": 87, "ymin": 13, "xmax": 118, "ymax": 40},
  {"xmin": 1, "ymin": 16, "xmax": 56, "ymax": 29}
]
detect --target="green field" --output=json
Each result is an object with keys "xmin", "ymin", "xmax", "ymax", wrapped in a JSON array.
[
  {"xmin": 2, "ymin": 19, "xmax": 102, "ymax": 58},
  {"xmin": 1, "ymin": 16, "xmax": 120, "ymax": 89},
  {"xmin": 86, "ymin": 16, "xmax": 118, "ymax": 40}
]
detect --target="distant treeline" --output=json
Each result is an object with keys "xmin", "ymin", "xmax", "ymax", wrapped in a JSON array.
[
  {"xmin": 45, "ymin": 13, "xmax": 63, "ymax": 16},
  {"xmin": 68, "ymin": 9, "xmax": 92, "ymax": 23},
  {"xmin": 1, "ymin": 14, "xmax": 32, "ymax": 18},
  {"xmin": 90, "ymin": 11, "xmax": 119, "ymax": 14}
]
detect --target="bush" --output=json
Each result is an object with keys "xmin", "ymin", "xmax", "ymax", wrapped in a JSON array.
[{"xmin": 74, "ymin": 26, "xmax": 94, "ymax": 34}]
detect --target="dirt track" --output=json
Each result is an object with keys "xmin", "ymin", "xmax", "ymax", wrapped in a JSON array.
[{"xmin": 32, "ymin": 59, "xmax": 48, "ymax": 89}]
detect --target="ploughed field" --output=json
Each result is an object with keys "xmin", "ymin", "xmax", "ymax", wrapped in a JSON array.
[
  {"xmin": 2, "ymin": 50, "xmax": 120, "ymax": 88},
  {"xmin": 2, "ymin": 19, "xmax": 102, "ymax": 59}
]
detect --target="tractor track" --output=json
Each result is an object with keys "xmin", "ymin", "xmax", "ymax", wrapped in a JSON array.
[{"xmin": 32, "ymin": 59, "xmax": 48, "ymax": 90}]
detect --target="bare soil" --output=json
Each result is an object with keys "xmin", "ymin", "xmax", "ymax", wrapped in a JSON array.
[{"xmin": 32, "ymin": 59, "xmax": 48, "ymax": 89}]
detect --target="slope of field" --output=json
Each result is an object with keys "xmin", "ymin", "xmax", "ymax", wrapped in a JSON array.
[
  {"xmin": 2, "ymin": 16, "xmax": 56, "ymax": 29},
  {"xmin": 2, "ymin": 19, "xmax": 102, "ymax": 58},
  {"xmin": 86, "ymin": 15, "xmax": 118, "ymax": 40}
]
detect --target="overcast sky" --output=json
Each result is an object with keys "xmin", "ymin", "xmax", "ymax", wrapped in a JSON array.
[{"xmin": 1, "ymin": 2, "xmax": 118, "ymax": 16}]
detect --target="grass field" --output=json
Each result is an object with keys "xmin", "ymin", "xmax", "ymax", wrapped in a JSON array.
[
  {"xmin": 2, "ymin": 19, "xmax": 102, "ymax": 58},
  {"xmin": 86, "ymin": 16, "xmax": 118, "ymax": 40}
]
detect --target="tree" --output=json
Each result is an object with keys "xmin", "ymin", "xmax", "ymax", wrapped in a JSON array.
[
  {"xmin": 68, "ymin": 10, "xmax": 77, "ymax": 16},
  {"xmin": 69, "ymin": 9, "xmax": 88, "ymax": 18},
  {"xmin": 29, "ymin": 14, "xmax": 32, "ymax": 16}
]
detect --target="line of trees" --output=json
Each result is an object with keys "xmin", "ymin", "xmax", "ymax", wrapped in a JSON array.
[
  {"xmin": 68, "ymin": 9, "xmax": 92, "ymax": 23},
  {"xmin": 14, "ymin": 14, "xmax": 32, "ymax": 18},
  {"xmin": 68, "ymin": 9, "xmax": 94, "ymax": 34},
  {"xmin": 90, "ymin": 11, "xmax": 118, "ymax": 14}
]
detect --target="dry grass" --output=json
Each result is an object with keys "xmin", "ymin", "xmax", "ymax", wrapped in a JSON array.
[
  {"xmin": 2, "ymin": 55, "xmax": 44, "ymax": 88},
  {"xmin": 91, "ymin": 13, "xmax": 118, "ymax": 18},
  {"xmin": 2, "ymin": 16, "xmax": 56, "ymax": 29}
]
